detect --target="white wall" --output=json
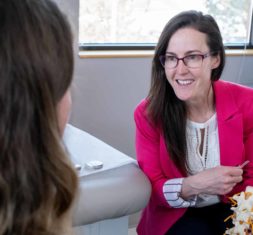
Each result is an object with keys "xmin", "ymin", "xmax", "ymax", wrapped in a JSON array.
[{"xmin": 55, "ymin": 0, "xmax": 253, "ymax": 159}]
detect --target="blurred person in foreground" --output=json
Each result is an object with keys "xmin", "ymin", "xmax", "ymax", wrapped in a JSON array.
[
  {"xmin": 134, "ymin": 10, "xmax": 253, "ymax": 235},
  {"xmin": 0, "ymin": 0, "xmax": 78, "ymax": 234}
]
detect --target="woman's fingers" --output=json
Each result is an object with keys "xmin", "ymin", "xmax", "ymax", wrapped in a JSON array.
[
  {"xmin": 194, "ymin": 166, "xmax": 243, "ymax": 195},
  {"xmin": 218, "ymin": 167, "xmax": 243, "ymax": 194},
  {"xmin": 184, "ymin": 166, "xmax": 243, "ymax": 196}
]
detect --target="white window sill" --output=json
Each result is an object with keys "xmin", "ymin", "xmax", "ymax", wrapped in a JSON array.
[{"xmin": 79, "ymin": 49, "xmax": 253, "ymax": 59}]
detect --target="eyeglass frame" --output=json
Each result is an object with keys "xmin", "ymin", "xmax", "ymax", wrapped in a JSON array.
[{"xmin": 159, "ymin": 52, "xmax": 214, "ymax": 69}]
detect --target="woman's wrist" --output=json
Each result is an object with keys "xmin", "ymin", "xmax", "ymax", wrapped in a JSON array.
[{"xmin": 181, "ymin": 175, "xmax": 201, "ymax": 199}]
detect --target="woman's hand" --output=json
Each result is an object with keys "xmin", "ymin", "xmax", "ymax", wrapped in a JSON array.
[{"xmin": 181, "ymin": 166, "xmax": 243, "ymax": 199}]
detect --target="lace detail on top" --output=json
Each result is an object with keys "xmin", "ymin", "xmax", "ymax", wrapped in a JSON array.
[{"xmin": 186, "ymin": 113, "xmax": 220, "ymax": 207}]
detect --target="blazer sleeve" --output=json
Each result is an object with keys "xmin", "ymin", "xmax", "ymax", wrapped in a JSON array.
[{"xmin": 134, "ymin": 101, "xmax": 174, "ymax": 208}]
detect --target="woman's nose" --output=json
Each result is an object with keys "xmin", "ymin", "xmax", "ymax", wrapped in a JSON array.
[{"xmin": 176, "ymin": 60, "xmax": 189, "ymax": 74}]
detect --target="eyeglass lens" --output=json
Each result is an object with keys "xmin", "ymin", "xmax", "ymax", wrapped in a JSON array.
[{"xmin": 160, "ymin": 54, "xmax": 208, "ymax": 69}]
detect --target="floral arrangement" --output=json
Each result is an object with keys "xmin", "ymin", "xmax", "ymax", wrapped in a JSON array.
[{"xmin": 225, "ymin": 186, "xmax": 253, "ymax": 235}]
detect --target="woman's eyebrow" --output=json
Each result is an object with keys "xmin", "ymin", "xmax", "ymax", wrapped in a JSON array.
[
  {"xmin": 165, "ymin": 50, "xmax": 203, "ymax": 56},
  {"xmin": 185, "ymin": 50, "xmax": 203, "ymax": 54},
  {"xmin": 165, "ymin": 52, "xmax": 176, "ymax": 55}
]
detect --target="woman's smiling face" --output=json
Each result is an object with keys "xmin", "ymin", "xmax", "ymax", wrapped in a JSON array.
[{"xmin": 164, "ymin": 27, "xmax": 220, "ymax": 104}]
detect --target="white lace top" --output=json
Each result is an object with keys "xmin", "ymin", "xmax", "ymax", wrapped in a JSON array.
[{"xmin": 163, "ymin": 113, "xmax": 221, "ymax": 208}]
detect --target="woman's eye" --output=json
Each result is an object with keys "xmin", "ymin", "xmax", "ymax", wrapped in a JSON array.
[
  {"xmin": 187, "ymin": 55, "xmax": 200, "ymax": 61},
  {"xmin": 166, "ymin": 56, "xmax": 176, "ymax": 62}
]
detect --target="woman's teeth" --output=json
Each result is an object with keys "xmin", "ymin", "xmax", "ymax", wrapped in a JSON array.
[{"xmin": 176, "ymin": 79, "xmax": 193, "ymax": 85}]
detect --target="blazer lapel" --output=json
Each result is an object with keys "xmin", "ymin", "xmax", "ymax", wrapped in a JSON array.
[{"xmin": 214, "ymin": 81, "xmax": 244, "ymax": 166}]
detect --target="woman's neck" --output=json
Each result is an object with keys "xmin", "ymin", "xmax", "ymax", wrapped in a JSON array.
[{"xmin": 186, "ymin": 86, "xmax": 215, "ymax": 123}]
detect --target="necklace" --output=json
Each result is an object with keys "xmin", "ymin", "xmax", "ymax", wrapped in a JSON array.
[{"xmin": 195, "ymin": 126, "xmax": 209, "ymax": 169}]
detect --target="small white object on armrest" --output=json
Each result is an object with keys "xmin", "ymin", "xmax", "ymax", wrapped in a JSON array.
[
  {"xmin": 85, "ymin": 160, "xmax": 103, "ymax": 170},
  {"xmin": 63, "ymin": 124, "xmax": 136, "ymax": 177}
]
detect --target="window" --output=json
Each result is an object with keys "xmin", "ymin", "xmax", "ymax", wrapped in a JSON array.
[{"xmin": 79, "ymin": 0, "xmax": 253, "ymax": 51}]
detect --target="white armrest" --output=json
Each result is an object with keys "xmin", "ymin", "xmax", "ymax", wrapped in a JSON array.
[
  {"xmin": 73, "ymin": 163, "xmax": 150, "ymax": 226},
  {"xmin": 63, "ymin": 124, "xmax": 151, "ymax": 226}
]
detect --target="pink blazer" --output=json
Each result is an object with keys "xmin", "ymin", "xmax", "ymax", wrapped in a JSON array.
[{"xmin": 134, "ymin": 80, "xmax": 253, "ymax": 235}]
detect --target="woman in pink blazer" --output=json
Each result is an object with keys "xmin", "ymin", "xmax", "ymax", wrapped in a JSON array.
[{"xmin": 134, "ymin": 10, "xmax": 253, "ymax": 235}]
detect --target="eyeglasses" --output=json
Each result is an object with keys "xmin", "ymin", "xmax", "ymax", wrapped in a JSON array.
[{"xmin": 159, "ymin": 52, "xmax": 212, "ymax": 69}]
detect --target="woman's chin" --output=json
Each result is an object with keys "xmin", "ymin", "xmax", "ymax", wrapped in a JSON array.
[{"xmin": 175, "ymin": 92, "xmax": 192, "ymax": 102}]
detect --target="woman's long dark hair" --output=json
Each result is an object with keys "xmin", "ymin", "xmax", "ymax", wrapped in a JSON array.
[
  {"xmin": 147, "ymin": 10, "xmax": 225, "ymax": 174},
  {"xmin": 0, "ymin": 0, "xmax": 77, "ymax": 234}
]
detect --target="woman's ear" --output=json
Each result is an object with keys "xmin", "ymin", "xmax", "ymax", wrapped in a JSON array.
[{"xmin": 211, "ymin": 54, "xmax": 220, "ymax": 69}]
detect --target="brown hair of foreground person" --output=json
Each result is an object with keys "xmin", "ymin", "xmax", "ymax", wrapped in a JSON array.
[{"xmin": 0, "ymin": 0, "xmax": 78, "ymax": 234}]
